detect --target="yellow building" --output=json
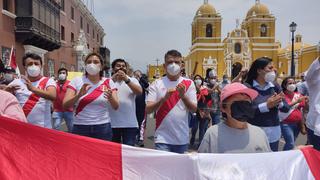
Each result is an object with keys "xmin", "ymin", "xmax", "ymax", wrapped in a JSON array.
[
  {"xmin": 183, "ymin": 0, "xmax": 320, "ymax": 79},
  {"xmin": 147, "ymin": 65, "xmax": 165, "ymax": 81}
]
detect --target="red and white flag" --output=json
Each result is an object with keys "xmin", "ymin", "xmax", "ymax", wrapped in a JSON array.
[
  {"xmin": 0, "ymin": 116, "xmax": 319, "ymax": 180},
  {"xmin": 7, "ymin": 46, "xmax": 20, "ymax": 75}
]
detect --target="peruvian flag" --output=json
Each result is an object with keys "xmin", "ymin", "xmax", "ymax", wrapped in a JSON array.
[{"xmin": 0, "ymin": 115, "xmax": 319, "ymax": 180}]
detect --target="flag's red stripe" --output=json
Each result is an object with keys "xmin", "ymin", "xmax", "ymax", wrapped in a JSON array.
[
  {"xmin": 75, "ymin": 79, "xmax": 110, "ymax": 116},
  {"xmin": 0, "ymin": 116, "xmax": 123, "ymax": 179},
  {"xmin": 155, "ymin": 80, "xmax": 192, "ymax": 129},
  {"xmin": 300, "ymin": 147, "xmax": 320, "ymax": 179},
  {"xmin": 22, "ymin": 78, "xmax": 49, "ymax": 117}
]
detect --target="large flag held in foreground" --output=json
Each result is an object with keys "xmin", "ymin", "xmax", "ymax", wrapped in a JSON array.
[{"xmin": 0, "ymin": 116, "xmax": 319, "ymax": 180}]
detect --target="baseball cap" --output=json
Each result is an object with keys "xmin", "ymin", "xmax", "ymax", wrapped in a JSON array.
[{"xmin": 220, "ymin": 82, "xmax": 258, "ymax": 103}]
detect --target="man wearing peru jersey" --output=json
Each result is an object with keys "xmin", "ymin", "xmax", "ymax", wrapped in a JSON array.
[
  {"xmin": 52, "ymin": 67, "xmax": 73, "ymax": 132},
  {"xmin": 146, "ymin": 50, "xmax": 197, "ymax": 153},
  {"xmin": 8, "ymin": 53, "xmax": 56, "ymax": 128},
  {"xmin": 109, "ymin": 59, "xmax": 142, "ymax": 146}
]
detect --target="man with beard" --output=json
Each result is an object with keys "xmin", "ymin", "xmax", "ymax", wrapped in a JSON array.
[
  {"xmin": 109, "ymin": 59, "xmax": 142, "ymax": 146},
  {"xmin": 146, "ymin": 50, "xmax": 197, "ymax": 153},
  {"xmin": 198, "ymin": 83, "xmax": 271, "ymax": 153}
]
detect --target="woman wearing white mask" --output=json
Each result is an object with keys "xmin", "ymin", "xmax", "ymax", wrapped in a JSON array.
[
  {"xmin": 279, "ymin": 77, "xmax": 307, "ymax": 150},
  {"xmin": 63, "ymin": 53, "xmax": 119, "ymax": 141},
  {"xmin": 245, "ymin": 57, "xmax": 290, "ymax": 151},
  {"xmin": 7, "ymin": 53, "xmax": 56, "ymax": 128},
  {"xmin": 190, "ymin": 75, "xmax": 211, "ymax": 147},
  {"xmin": 205, "ymin": 69, "xmax": 221, "ymax": 126}
]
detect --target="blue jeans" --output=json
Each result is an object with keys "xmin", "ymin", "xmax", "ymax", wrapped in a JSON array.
[
  {"xmin": 269, "ymin": 141, "xmax": 279, "ymax": 152},
  {"xmin": 72, "ymin": 123, "xmax": 112, "ymax": 141},
  {"xmin": 210, "ymin": 112, "xmax": 221, "ymax": 125},
  {"xmin": 190, "ymin": 116, "xmax": 209, "ymax": 146},
  {"xmin": 155, "ymin": 143, "xmax": 188, "ymax": 154},
  {"xmin": 52, "ymin": 111, "xmax": 74, "ymax": 132},
  {"xmin": 281, "ymin": 123, "xmax": 300, "ymax": 150},
  {"xmin": 112, "ymin": 128, "xmax": 138, "ymax": 146},
  {"xmin": 307, "ymin": 128, "xmax": 320, "ymax": 151}
]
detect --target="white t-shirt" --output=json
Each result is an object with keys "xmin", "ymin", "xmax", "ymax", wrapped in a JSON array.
[
  {"xmin": 109, "ymin": 77, "xmax": 141, "ymax": 128},
  {"xmin": 68, "ymin": 76, "xmax": 116, "ymax": 125},
  {"xmin": 10, "ymin": 77, "xmax": 56, "ymax": 128},
  {"xmin": 146, "ymin": 76, "xmax": 197, "ymax": 145}
]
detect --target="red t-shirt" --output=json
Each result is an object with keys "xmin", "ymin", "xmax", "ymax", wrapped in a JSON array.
[
  {"xmin": 53, "ymin": 80, "xmax": 73, "ymax": 112},
  {"xmin": 282, "ymin": 92, "xmax": 305, "ymax": 124}
]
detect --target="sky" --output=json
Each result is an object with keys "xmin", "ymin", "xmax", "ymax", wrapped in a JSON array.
[{"xmin": 92, "ymin": 0, "xmax": 320, "ymax": 73}]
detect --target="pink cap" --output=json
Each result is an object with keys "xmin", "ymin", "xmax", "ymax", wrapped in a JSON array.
[{"xmin": 220, "ymin": 82, "xmax": 258, "ymax": 103}]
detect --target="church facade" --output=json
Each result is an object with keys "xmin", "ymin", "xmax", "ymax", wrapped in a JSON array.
[{"xmin": 184, "ymin": 0, "xmax": 320, "ymax": 79}]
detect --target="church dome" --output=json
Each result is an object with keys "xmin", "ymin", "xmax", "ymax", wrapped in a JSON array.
[
  {"xmin": 246, "ymin": 1, "xmax": 270, "ymax": 18},
  {"xmin": 196, "ymin": 3, "xmax": 217, "ymax": 17}
]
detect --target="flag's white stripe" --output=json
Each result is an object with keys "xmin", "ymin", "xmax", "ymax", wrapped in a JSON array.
[{"xmin": 122, "ymin": 145, "xmax": 314, "ymax": 180}]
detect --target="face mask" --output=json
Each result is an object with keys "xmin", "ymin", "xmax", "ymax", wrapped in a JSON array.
[
  {"xmin": 86, "ymin": 63, "xmax": 100, "ymax": 75},
  {"xmin": 58, "ymin": 74, "xmax": 66, "ymax": 81},
  {"xmin": 230, "ymin": 101, "xmax": 255, "ymax": 122},
  {"xmin": 27, "ymin": 65, "xmax": 41, "ymax": 77},
  {"xmin": 194, "ymin": 79, "xmax": 202, "ymax": 86},
  {"xmin": 4, "ymin": 73, "xmax": 14, "ymax": 82},
  {"xmin": 223, "ymin": 78, "xmax": 228, "ymax": 82},
  {"xmin": 264, "ymin": 71, "xmax": 276, "ymax": 83},
  {"xmin": 287, "ymin": 84, "xmax": 296, "ymax": 92},
  {"xmin": 166, "ymin": 63, "xmax": 180, "ymax": 76},
  {"xmin": 210, "ymin": 79, "xmax": 216, "ymax": 85}
]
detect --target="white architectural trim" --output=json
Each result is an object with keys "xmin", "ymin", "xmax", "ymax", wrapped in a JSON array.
[
  {"xmin": 191, "ymin": 43, "xmax": 224, "ymax": 48},
  {"xmin": 252, "ymin": 43, "xmax": 279, "ymax": 46},
  {"xmin": 251, "ymin": 37, "xmax": 275, "ymax": 39},
  {"xmin": 60, "ymin": 10, "xmax": 66, "ymax": 16},
  {"xmin": 252, "ymin": 48, "xmax": 278, "ymax": 51},
  {"xmin": 2, "ymin": 9, "xmax": 16, "ymax": 19},
  {"xmin": 190, "ymin": 48, "xmax": 224, "ymax": 54}
]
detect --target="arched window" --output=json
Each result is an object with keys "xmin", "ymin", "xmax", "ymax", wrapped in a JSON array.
[
  {"xmin": 206, "ymin": 24, "xmax": 213, "ymax": 37},
  {"xmin": 234, "ymin": 43, "xmax": 241, "ymax": 54},
  {"xmin": 260, "ymin": 24, "xmax": 267, "ymax": 37}
]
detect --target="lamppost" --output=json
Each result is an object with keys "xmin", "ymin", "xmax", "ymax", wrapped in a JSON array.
[{"xmin": 289, "ymin": 22, "xmax": 297, "ymax": 77}]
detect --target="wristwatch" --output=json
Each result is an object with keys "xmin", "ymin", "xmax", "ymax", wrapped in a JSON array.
[{"xmin": 125, "ymin": 78, "xmax": 131, "ymax": 84}]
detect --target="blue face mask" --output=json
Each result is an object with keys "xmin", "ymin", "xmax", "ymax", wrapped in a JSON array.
[{"xmin": 230, "ymin": 101, "xmax": 255, "ymax": 122}]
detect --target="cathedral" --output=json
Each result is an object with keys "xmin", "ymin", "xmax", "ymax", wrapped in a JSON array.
[{"xmin": 184, "ymin": 0, "xmax": 320, "ymax": 79}]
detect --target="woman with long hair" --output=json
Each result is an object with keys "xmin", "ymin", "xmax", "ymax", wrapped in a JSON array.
[
  {"xmin": 245, "ymin": 57, "xmax": 290, "ymax": 151},
  {"xmin": 279, "ymin": 77, "xmax": 307, "ymax": 150},
  {"xmin": 63, "ymin": 53, "xmax": 119, "ymax": 140},
  {"xmin": 190, "ymin": 74, "xmax": 211, "ymax": 147}
]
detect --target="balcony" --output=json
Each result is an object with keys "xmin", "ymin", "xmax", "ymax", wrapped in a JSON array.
[
  {"xmin": 15, "ymin": 17, "xmax": 60, "ymax": 51},
  {"xmin": 15, "ymin": 0, "xmax": 61, "ymax": 51}
]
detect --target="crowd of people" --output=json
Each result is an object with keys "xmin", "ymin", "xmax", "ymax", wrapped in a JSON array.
[{"xmin": 0, "ymin": 49, "xmax": 319, "ymax": 155}]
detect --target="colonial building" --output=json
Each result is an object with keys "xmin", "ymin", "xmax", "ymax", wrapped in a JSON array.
[
  {"xmin": 0, "ymin": 0, "xmax": 108, "ymax": 77},
  {"xmin": 183, "ymin": 0, "xmax": 320, "ymax": 79}
]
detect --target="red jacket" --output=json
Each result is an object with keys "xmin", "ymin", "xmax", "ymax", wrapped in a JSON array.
[{"xmin": 282, "ymin": 92, "xmax": 305, "ymax": 124}]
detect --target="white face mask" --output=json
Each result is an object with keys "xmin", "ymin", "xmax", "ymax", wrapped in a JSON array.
[
  {"xmin": 27, "ymin": 65, "xmax": 41, "ymax": 77},
  {"xmin": 264, "ymin": 71, "xmax": 276, "ymax": 83},
  {"xmin": 4, "ymin": 73, "xmax": 14, "ymax": 82},
  {"xmin": 86, "ymin": 63, "xmax": 100, "ymax": 75},
  {"xmin": 287, "ymin": 84, "xmax": 296, "ymax": 92},
  {"xmin": 166, "ymin": 63, "xmax": 180, "ymax": 76},
  {"xmin": 194, "ymin": 79, "xmax": 202, "ymax": 86},
  {"xmin": 58, "ymin": 74, "xmax": 67, "ymax": 81}
]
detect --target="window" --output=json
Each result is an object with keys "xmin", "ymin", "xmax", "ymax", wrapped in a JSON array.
[
  {"xmin": 234, "ymin": 43, "xmax": 241, "ymax": 54},
  {"xmin": 87, "ymin": 23, "xmax": 89, "ymax": 33},
  {"xmin": 61, "ymin": 0, "xmax": 65, "ymax": 11},
  {"xmin": 206, "ymin": 24, "xmax": 213, "ymax": 37},
  {"xmin": 87, "ymin": 43, "xmax": 90, "ymax": 49},
  {"xmin": 71, "ymin": 7, "xmax": 74, "ymax": 20},
  {"xmin": 3, "ymin": 0, "xmax": 10, "ymax": 11},
  {"xmin": 260, "ymin": 24, "xmax": 267, "ymax": 37},
  {"xmin": 80, "ymin": 16, "xmax": 83, "ymax": 29},
  {"xmin": 61, "ymin": 25, "xmax": 65, "ymax": 40},
  {"xmin": 71, "ymin": 32, "xmax": 74, "ymax": 43},
  {"xmin": 97, "ymin": 34, "xmax": 99, "ymax": 42},
  {"xmin": 48, "ymin": 60, "xmax": 55, "ymax": 77},
  {"xmin": 92, "ymin": 29, "xmax": 95, "ymax": 39}
]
